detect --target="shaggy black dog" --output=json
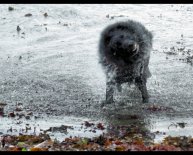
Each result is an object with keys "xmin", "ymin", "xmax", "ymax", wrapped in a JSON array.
[{"xmin": 98, "ymin": 20, "xmax": 153, "ymax": 104}]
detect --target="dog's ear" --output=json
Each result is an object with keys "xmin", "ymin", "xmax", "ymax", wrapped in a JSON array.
[{"xmin": 149, "ymin": 31, "xmax": 154, "ymax": 40}]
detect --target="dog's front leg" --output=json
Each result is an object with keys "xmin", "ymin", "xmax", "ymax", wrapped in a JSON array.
[
  {"xmin": 106, "ymin": 78, "xmax": 116, "ymax": 104},
  {"xmin": 135, "ymin": 77, "xmax": 149, "ymax": 103},
  {"xmin": 116, "ymin": 83, "xmax": 122, "ymax": 92}
]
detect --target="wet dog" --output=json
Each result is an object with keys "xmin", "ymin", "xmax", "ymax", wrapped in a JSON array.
[{"xmin": 98, "ymin": 20, "xmax": 153, "ymax": 104}]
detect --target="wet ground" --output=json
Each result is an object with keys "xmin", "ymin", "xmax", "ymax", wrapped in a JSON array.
[{"xmin": 0, "ymin": 4, "xmax": 193, "ymax": 143}]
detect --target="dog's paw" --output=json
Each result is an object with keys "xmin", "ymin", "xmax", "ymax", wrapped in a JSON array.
[
  {"xmin": 100, "ymin": 99, "xmax": 114, "ymax": 107},
  {"xmin": 116, "ymin": 85, "xmax": 122, "ymax": 92},
  {"xmin": 142, "ymin": 98, "xmax": 149, "ymax": 103}
]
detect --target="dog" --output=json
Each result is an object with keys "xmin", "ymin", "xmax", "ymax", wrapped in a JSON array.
[{"xmin": 98, "ymin": 20, "xmax": 153, "ymax": 104}]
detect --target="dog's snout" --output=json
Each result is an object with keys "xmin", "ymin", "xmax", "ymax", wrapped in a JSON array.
[{"xmin": 123, "ymin": 41, "xmax": 136, "ymax": 50}]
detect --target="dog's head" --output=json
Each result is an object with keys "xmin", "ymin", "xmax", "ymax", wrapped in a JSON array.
[
  {"xmin": 107, "ymin": 31, "xmax": 139, "ymax": 58},
  {"xmin": 103, "ymin": 23, "xmax": 140, "ymax": 59}
]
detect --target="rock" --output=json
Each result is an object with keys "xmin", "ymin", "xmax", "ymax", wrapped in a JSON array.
[
  {"xmin": 43, "ymin": 13, "xmax": 48, "ymax": 17},
  {"xmin": 25, "ymin": 13, "xmax": 32, "ymax": 17},
  {"xmin": 8, "ymin": 6, "xmax": 14, "ymax": 11},
  {"xmin": 25, "ymin": 115, "xmax": 30, "ymax": 120},
  {"xmin": 17, "ymin": 26, "xmax": 21, "ymax": 32},
  {"xmin": 8, "ymin": 112, "xmax": 15, "ymax": 118}
]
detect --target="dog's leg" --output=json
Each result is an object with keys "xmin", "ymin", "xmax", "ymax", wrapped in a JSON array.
[
  {"xmin": 101, "ymin": 80, "xmax": 115, "ymax": 107},
  {"xmin": 116, "ymin": 83, "xmax": 122, "ymax": 92},
  {"xmin": 106, "ymin": 80, "xmax": 115, "ymax": 104},
  {"xmin": 135, "ymin": 77, "xmax": 149, "ymax": 103}
]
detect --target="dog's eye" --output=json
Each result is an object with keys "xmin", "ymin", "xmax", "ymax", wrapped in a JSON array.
[{"xmin": 105, "ymin": 36, "xmax": 111, "ymax": 44}]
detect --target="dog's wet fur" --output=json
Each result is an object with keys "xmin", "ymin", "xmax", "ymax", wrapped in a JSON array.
[{"xmin": 98, "ymin": 20, "xmax": 153, "ymax": 104}]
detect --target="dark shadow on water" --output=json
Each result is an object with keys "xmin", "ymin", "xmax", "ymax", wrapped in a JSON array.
[{"xmin": 98, "ymin": 100, "xmax": 155, "ymax": 144}]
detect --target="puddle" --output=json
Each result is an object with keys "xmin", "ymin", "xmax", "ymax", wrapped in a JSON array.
[
  {"xmin": 0, "ymin": 115, "xmax": 106, "ymax": 142},
  {"xmin": 149, "ymin": 115, "xmax": 193, "ymax": 143}
]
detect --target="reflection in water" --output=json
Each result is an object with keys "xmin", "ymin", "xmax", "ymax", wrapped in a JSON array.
[{"xmin": 99, "ymin": 101, "xmax": 155, "ymax": 144}]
